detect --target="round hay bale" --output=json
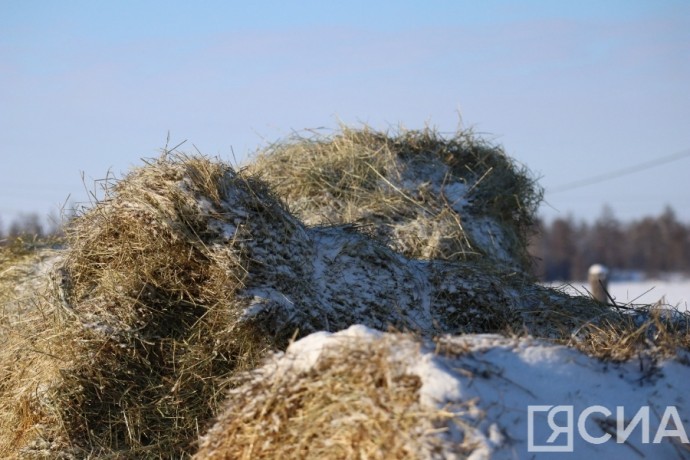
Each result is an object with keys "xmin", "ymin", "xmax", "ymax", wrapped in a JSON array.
[{"xmin": 248, "ymin": 126, "xmax": 543, "ymax": 271}]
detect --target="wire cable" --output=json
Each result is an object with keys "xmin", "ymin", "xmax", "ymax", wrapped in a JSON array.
[{"xmin": 548, "ymin": 148, "xmax": 690, "ymax": 194}]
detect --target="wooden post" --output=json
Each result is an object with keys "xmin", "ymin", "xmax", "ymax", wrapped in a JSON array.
[{"xmin": 588, "ymin": 264, "xmax": 610, "ymax": 304}]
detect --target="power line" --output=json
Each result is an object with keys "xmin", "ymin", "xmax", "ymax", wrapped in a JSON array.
[{"xmin": 548, "ymin": 148, "xmax": 690, "ymax": 194}]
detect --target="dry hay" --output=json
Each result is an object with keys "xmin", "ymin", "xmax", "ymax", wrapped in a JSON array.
[
  {"xmin": 570, "ymin": 304, "xmax": 690, "ymax": 361},
  {"xmin": 9, "ymin": 156, "xmax": 278, "ymax": 458},
  {"xmin": 249, "ymin": 126, "xmax": 542, "ymax": 271},
  {"xmin": 0, "ymin": 242, "xmax": 75, "ymax": 459},
  {"xmin": 0, "ymin": 148, "xmax": 686, "ymax": 458},
  {"xmin": 195, "ymin": 327, "xmax": 460, "ymax": 460}
]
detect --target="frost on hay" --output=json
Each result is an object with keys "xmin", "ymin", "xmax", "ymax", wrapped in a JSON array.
[
  {"xmin": 0, "ymin": 152, "xmax": 640, "ymax": 458},
  {"xmin": 249, "ymin": 126, "xmax": 543, "ymax": 271}
]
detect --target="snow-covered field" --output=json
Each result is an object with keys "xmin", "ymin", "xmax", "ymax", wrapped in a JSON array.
[{"xmin": 547, "ymin": 279, "xmax": 690, "ymax": 312}]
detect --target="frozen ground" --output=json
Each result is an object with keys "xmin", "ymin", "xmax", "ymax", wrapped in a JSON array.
[{"xmin": 547, "ymin": 279, "xmax": 690, "ymax": 312}]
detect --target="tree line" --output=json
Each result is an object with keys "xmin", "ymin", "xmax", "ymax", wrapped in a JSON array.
[
  {"xmin": 530, "ymin": 206, "xmax": 690, "ymax": 281},
  {"xmin": 0, "ymin": 212, "xmax": 66, "ymax": 244}
]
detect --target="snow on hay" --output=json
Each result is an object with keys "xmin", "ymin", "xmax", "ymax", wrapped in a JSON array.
[
  {"xmin": 196, "ymin": 325, "xmax": 690, "ymax": 459},
  {"xmin": 0, "ymin": 142, "xmax": 674, "ymax": 458},
  {"xmin": 249, "ymin": 126, "xmax": 542, "ymax": 271}
]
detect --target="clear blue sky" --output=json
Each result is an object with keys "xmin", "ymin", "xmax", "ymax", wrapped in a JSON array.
[{"xmin": 2, "ymin": 0, "xmax": 689, "ymax": 230}]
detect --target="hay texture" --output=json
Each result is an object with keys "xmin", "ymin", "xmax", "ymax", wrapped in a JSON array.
[
  {"xmin": 197, "ymin": 325, "xmax": 690, "ymax": 459},
  {"xmin": 1, "ymin": 143, "xmax": 683, "ymax": 458},
  {"xmin": 0, "ymin": 243, "xmax": 74, "ymax": 459},
  {"xmin": 249, "ymin": 126, "xmax": 542, "ymax": 271}
]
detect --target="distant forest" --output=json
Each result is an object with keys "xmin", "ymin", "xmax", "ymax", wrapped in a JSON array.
[
  {"xmin": 530, "ymin": 206, "xmax": 690, "ymax": 281},
  {"xmin": 2, "ymin": 206, "xmax": 689, "ymax": 282},
  {"xmin": 0, "ymin": 212, "xmax": 65, "ymax": 242}
]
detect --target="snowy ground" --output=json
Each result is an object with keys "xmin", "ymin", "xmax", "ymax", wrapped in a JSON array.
[{"xmin": 546, "ymin": 279, "xmax": 690, "ymax": 312}]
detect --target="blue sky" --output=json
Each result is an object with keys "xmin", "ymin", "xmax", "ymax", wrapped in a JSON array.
[{"xmin": 1, "ymin": 0, "xmax": 689, "ymax": 230}]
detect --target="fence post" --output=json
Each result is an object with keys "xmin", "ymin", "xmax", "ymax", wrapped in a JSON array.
[{"xmin": 588, "ymin": 264, "xmax": 610, "ymax": 304}]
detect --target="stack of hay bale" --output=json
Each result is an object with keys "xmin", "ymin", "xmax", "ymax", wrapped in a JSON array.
[{"xmin": 0, "ymin": 127, "xmax": 682, "ymax": 459}]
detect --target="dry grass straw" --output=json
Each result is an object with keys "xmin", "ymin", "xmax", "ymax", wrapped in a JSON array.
[
  {"xmin": 536, "ymin": 284, "xmax": 690, "ymax": 361},
  {"xmin": 195, "ymin": 333, "xmax": 459, "ymax": 460},
  {"xmin": 0, "ymin": 307, "xmax": 73, "ymax": 459},
  {"xmin": 249, "ymin": 125, "xmax": 542, "ymax": 270},
  {"xmin": 570, "ymin": 304, "xmax": 690, "ymax": 362},
  {"xmin": 0, "ymin": 154, "xmax": 289, "ymax": 457},
  {"xmin": 0, "ymin": 240, "xmax": 74, "ymax": 459},
  {"xmin": 47, "ymin": 154, "xmax": 282, "ymax": 457}
]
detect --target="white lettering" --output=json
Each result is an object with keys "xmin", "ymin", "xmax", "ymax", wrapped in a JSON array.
[
  {"xmin": 527, "ymin": 404, "xmax": 688, "ymax": 453},
  {"xmin": 617, "ymin": 406, "xmax": 649, "ymax": 444},
  {"xmin": 547, "ymin": 405, "xmax": 574, "ymax": 444},
  {"xmin": 527, "ymin": 405, "xmax": 574, "ymax": 452},
  {"xmin": 578, "ymin": 405, "xmax": 612, "ymax": 444},
  {"xmin": 653, "ymin": 406, "xmax": 689, "ymax": 444}
]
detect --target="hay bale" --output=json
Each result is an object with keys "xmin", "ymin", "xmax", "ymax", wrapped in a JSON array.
[
  {"xmin": 196, "ymin": 325, "xmax": 690, "ymax": 459},
  {"xmin": 195, "ymin": 326, "xmax": 456, "ymax": 459},
  {"xmin": 4, "ymin": 157, "xmax": 278, "ymax": 458},
  {"xmin": 2, "ymin": 151, "xmax": 680, "ymax": 458},
  {"xmin": 249, "ymin": 126, "xmax": 542, "ymax": 271}
]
